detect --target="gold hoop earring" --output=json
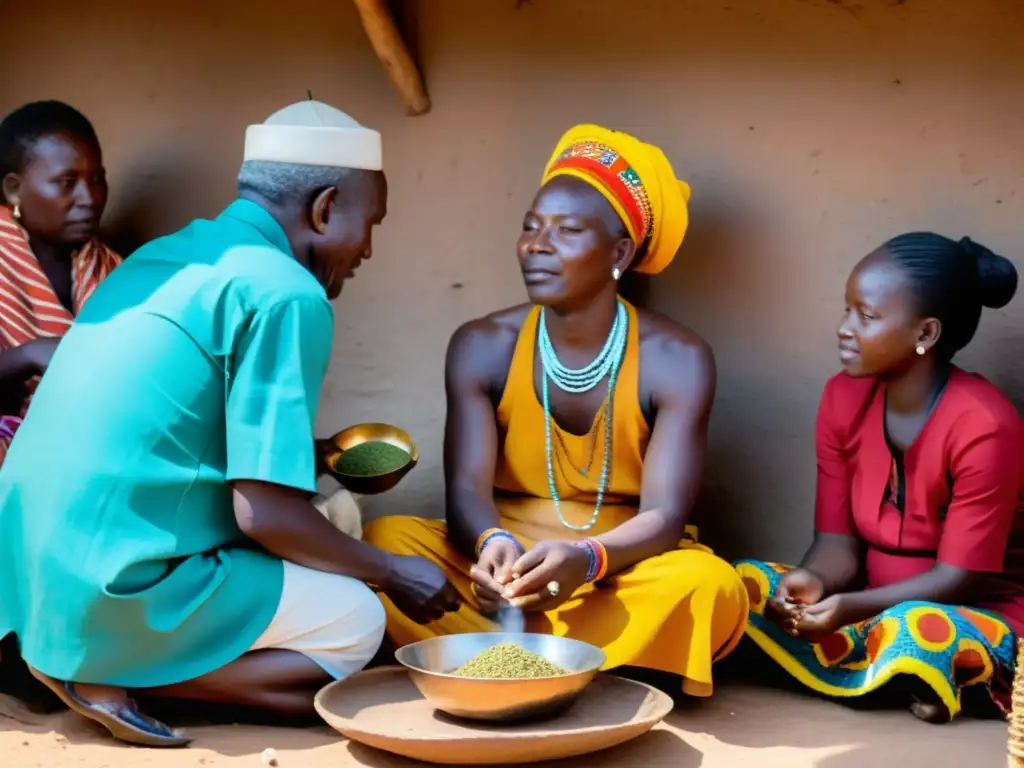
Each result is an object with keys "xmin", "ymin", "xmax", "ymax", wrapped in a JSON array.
[
  {"xmin": 916, "ymin": 345, "xmax": 926, "ymax": 356},
  {"xmin": 612, "ymin": 267, "xmax": 621, "ymax": 281},
  {"xmin": 11, "ymin": 204, "xmax": 20, "ymax": 220}
]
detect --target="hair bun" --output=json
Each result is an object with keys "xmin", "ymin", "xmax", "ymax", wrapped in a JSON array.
[{"xmin": 960, "ymin": 236, "xmax": 1018, "ymax": 309}]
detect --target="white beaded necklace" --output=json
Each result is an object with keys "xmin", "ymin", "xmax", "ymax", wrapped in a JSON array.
[{"xmin": 538, "ymin": 300, "xmax": 628, "ymax": 531}]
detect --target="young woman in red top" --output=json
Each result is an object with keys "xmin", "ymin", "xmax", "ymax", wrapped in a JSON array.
[{"xmin": 736, "ymin": 232, "xmax": 1023, "ymax": 723}]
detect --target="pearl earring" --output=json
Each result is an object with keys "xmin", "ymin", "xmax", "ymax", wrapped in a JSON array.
[
  {"xmin": 612, "ymin": 268, "xmax": 621, "ymax": 281},
  {"xmin": 916, "ymin": 345, "xmax": 926, "ymax": 356},
  {"xmin": 11, "ymin": 204, "xmax": 20, "ymax": 220}
]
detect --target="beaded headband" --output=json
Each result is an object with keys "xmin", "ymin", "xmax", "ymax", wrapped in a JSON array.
[{"xmin": 547, "ymin": 140, "xmax": 654, "ymax": 245}]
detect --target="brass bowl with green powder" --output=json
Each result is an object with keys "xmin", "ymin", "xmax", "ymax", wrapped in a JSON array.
[
  {"xmin": 317, "ymin": 423, "xmax": 418, "ymax": 495},
  {"xmin": 395, "ymin": 632, "xmax": 606, "ymax": 723},
  {"xmin": 335, "ymin": 441, "xmax": 410, "ymax": 476}
]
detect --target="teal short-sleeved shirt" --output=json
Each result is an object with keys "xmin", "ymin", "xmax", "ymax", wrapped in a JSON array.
[{"xmin": 0, "ymin": 200, "xmax": 334, "ymax": 687}]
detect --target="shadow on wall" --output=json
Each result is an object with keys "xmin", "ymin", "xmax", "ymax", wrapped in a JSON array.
[
  {"xmin": 697, "ymin": 367, "xmax": 818, "ymax": 563},
  {"xmin": 976, "ymin": 334, "xmax": 1024, "ymax": 415},
  {"xmin": 648, "ymin": 180, "xmax": 798, "ymax": 561},
  {"xmin": 101, "ymin": 148, "xmax": 207, "ymax": 257}
]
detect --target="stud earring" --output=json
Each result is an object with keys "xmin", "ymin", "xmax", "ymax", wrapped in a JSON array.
[
  {"xmin": 916, "ymin": 345, "xmax": 926, "ymax": 356},
  {"xmin": 612, "ymin": 267, "xmax": 621, "ymax": 281},
  {"xmin": 11, "ymin": 204, "xmax": 20, "ymax": 220}
]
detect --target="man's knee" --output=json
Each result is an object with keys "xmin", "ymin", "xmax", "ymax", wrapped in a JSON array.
[
  {"xmin": 313, "ymin": 488, "xmax": 364, "ymax": 539},
  {"xmin": 345, "ymin": 580, "xmax": 387, "ymax": 663}
]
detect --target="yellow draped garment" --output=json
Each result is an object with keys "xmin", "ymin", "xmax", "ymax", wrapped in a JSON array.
[{"xmin": 364, "ymin": 301, "xmax": 748, "ymax": 695}]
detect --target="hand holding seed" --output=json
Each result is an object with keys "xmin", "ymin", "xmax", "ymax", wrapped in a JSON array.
[
  {"xmin": 768, "ymin": 568, "xmax": 826, "ymax": 632},
  {"xmin": 502, "ymin": 540, "xmax": 589, "ymax": 612},
  {"xmin": 472, "ymin": 537, "xmax": 522, "ymax": 614}
]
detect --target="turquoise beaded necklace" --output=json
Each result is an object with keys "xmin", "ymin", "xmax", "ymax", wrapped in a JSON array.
[{"xmin": 538, "ymin": 300, "xmax": 628, "ymax": 532}]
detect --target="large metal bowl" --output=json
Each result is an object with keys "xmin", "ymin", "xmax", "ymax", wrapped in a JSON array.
[
  {"xmin": 316, "ymin": 422, "xmax": 418, "ymax": 495},
  {"xmin": 394, "ymin": 632, "xmax": 606, "ymax": 723}
]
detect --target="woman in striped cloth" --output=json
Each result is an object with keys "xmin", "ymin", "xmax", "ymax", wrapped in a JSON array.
[{"xmin": 0, "ymin": 101, "xmax": 121, "ymax": 466}]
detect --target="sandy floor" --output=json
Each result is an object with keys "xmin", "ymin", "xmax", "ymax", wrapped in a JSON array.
[{"xmin": 0, "ymin": 681, "xmax": 1008, "ymax": 768}]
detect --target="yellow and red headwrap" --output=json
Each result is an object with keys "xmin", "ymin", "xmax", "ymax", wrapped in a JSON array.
[{"xmin": 540, "ymin": 124, "xmax": 691, "ymax": 275}]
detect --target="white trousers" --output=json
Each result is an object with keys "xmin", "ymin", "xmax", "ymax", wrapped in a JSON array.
[{"xmin": 247, "ymin": 490, "xmax": 382, "ymax": 679}]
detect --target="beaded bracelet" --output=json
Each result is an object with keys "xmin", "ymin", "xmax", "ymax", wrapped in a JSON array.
[
  {"xmin": 475, "ymin": 528, "xmax": 522, "ymax": 559},
  {"xmin": 574, "ymin": 538, "xmax": 609, "ymax": 583},
  {"xmin": 591, "ymin": 538, "xmax": 608, "ymax": 581},
  {"xmin": 575, "ymin": 540, "xmax": 598, "ymax": 582}
]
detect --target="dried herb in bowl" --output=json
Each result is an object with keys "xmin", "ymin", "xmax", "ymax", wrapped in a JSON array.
[
  {"xmin": 453, "ymin": 642, "xmax": 568, "ymax": 679},
  {"xmin": 335, "ymin": 441, "xmax": 410, "ymax": 476}
]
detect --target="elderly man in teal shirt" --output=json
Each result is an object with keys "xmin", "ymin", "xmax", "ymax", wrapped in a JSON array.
[{"xmin": 0, "ymin": 101, "xmax": 460, "ymax": 747}]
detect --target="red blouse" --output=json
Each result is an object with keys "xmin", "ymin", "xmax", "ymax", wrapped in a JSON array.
[{"xmin": 814, "ymin": 367, "xmax": 1024, "ymax": 633}]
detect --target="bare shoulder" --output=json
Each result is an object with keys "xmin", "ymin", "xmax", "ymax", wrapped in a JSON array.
[
  {"xmin": 446, "ymin": 304, "xmax": 532, "ymax": 386},
  {"xmin": 635, "ymin": 307, "xmax": 714, "ymax": 375},
  {"xmin": 635, "ymin": 308, "xmax": 715, "ymax": 409}
]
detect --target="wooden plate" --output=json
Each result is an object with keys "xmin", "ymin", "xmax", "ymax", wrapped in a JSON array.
[{"xmin": 314, "ymin": 666, "xmax": 674, "ymax": 765}]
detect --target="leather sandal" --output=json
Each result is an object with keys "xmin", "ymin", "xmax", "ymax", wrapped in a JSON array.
[{"xmin": 29, "ymin": 666, "xmax": 190, "ymax": 747}]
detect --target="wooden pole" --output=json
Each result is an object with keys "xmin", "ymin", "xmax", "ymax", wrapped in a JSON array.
[{"xmin": 351, "ymin": 0, "xmax": 431, "ymax": 116}]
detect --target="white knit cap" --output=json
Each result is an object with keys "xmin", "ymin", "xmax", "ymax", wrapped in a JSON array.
[{"xmin": 243, "ymin": 101, "xmax": 383, "ymax": 171}]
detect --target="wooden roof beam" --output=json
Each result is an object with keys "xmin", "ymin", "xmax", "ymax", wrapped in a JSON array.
[{"xmin": 352, "ymin": 0, "xmax": 431, "ymax": 116}]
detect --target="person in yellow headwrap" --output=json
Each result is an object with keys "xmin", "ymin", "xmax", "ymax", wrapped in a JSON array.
[{"xmin": 363, "ymin": 125, "xmax": 748, "ymax": 695}]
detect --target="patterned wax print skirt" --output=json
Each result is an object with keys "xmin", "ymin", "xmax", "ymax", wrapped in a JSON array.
[{"xmin": 734, "ymin": 559, "xmax": 1016, "ymax": 719}]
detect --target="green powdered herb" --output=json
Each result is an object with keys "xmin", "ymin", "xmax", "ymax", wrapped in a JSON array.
[
  {"xmin": 453, "ymin": 642, "xmax": 567, "ymax": 679},
  {"xmin": 335, "ymin": 441, "xmax": 410, "ymax": 476}
]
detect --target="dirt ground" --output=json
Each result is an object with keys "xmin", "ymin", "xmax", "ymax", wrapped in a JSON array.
[{"xmin": 0, "ymin": 681, "xmax": 1007, "ymax": 768}]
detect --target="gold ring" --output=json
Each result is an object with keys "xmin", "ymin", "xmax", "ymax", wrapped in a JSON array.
[{"xmin": 547, "ymin": 581, "xmax": 560, "ymax": 597}]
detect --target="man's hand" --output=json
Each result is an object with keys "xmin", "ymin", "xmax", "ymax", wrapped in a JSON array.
[
  {"xmin": 470, "ymin": 538, "xmax": 521, "ymax": 614},
  {"xmin": 501, "ymin": 540, "xmax": 590, "ymax": 612},
  {"xmin": 381, "ymin": 554, "xmax": 462, "ymax": 625}
]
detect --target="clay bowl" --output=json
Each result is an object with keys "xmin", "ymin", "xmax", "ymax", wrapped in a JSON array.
[
  {"xmin": 317, "ymin": 422, "xmax": 418, "ymax": 495},
  {"xmin": 394, "ymin": 632, "xmax": 606, "ymax": 723},
  {"xmin": 313, "ymin": 666, "xmax": 674, "ymax": 765}
]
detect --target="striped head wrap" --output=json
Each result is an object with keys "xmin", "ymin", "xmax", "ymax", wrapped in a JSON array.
[{"xmin": 541, "ymin": 124, "xmax": 691, "ymax": 275}]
